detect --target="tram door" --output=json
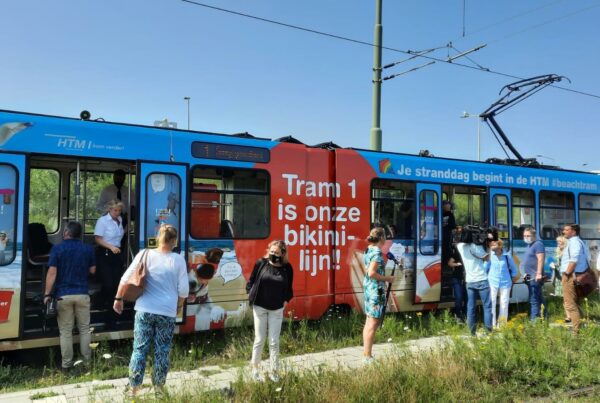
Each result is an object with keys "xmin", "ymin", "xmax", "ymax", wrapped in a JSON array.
[
  {"xmin": 0, "ymin": 153, "xmax": 25, "ymax": 340},
  {"xmin": 489, "ymin": 189, "xmax": 511, "ymax": 249},
  {"xmin": 415, "ymin": 183, "xmax": 442, "ymax": 304},
  {"xmin": 138, "ymin": 162, "xmax": 187, "ymax": 253}
]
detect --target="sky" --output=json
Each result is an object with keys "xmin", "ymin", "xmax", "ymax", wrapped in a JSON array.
[{"xmin": 2, "ymin": 0, "xmax": 599, "ymax": 171}]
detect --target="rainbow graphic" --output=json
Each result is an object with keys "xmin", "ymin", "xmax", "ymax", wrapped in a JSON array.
[{"xmin": 378, "ymin": 158, "xmax": 392, "ymax": 173}]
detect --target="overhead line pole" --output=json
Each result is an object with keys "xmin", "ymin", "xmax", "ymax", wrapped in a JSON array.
[{"xmin": 370, "ymin": 0, "xmax": 383, "ymax": 151}]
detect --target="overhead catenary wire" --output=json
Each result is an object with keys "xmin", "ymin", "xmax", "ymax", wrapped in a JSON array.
[
  {"xmin": 486, "ymin": 2, "xmax": 600, "ymax": 45},
  {"xmin": 180, "ymin": 0, "xmax": 600, "ymax": 100},
  {"xmin": 455, "ymin": 0, "xmax": 567, "ymax": 43}
]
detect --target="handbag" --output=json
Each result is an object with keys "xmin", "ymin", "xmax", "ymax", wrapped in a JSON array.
[
  {"xmin": 574, "ymin": 268, "xmax": 598, "ymax": 298},
  {"xmin": 122, "ymin": 249, "xmax": 150, "ymax": 302}
]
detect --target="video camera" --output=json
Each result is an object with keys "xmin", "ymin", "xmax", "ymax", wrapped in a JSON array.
[{"xmin": 452, "ymin": 225, "xmax": 492, "ymax": 246}]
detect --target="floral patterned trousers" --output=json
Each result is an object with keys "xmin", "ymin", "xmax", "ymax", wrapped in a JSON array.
[{"xmin": 129, "ymin": 311, "xmax": 176, "ymax": 387}]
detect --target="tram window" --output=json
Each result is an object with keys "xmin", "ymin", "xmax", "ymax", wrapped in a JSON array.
[
  {"xmin": 493, "ymin": 194, "xmax": 510, "ymax": 250},
  {"xmin": 191, "ymin": 167, "xmax": 269, "ymax": 239},
  {"xmin": 453, "ymin": 192, "xmax": 484, "ymax": 227},
  {"xmin": 145, "ymin": 173, "xmax": 181, "ymax": 247},
  {"xmin": 540, "ymin": 191, "xmax": 574, "ymax": 240},
  {"xmin": 579, "ymin": 194, "xmax": 600, "ymax": 239},
  {"xmin": 419, "ymin": 190, "xmax": 439, "ymax": 255},
  {"xmin": 29, "ymin": 169, "xmax": 60, "ymax": 234},
  {"xmin": 0, "ymin": 164, "xmax": 17, "ymax": 266},
  {"xmin": 371, "ymin": 180, "xmax": 415, "ymax": 239},
  {"xmin": 68, "ymin": 171, "xmax": 136, "ymax": 233},
  {"xmin": 512, "ymin": 189, "xmax": 535, "ymax": 239}
]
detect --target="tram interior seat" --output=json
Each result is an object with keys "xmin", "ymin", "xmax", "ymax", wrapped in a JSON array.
[
  {"xmin": 219, "ymin": 220, "xmax": 234, "ymax": 238},
  {"xmin": 27, "ymin": 223, "xmax": 53, "ymax": 265},
  {"xmin": 513, "ymin": 225, "xmax": 529, "ymax": 239},
  {"xmin": 25, "ymin": 223, "xmax": 53, "ymax": 303},
  {"xmin": 542, "ymin": 225, "xmax": 558, "ymax": 240}
]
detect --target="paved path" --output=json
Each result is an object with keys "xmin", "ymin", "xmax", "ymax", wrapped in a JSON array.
[{"xmin": 0, "ymin": 336, "xmax": 453, "ymax": 402}]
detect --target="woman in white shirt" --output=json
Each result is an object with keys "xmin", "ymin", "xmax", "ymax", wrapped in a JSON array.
[
  {"xmin": 114, "ymin": 224, "xmax": 188, "ymax": 397},
  {"xmin": 94, "ymin": 199, "xmax": 125, "ymax": 329}
]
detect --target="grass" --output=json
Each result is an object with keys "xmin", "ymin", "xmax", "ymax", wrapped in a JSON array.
[
  {"xmin": 2, "ymin": 292, "xmax": 600, "ymax": 399},
  {"xmin": 29, "ymin": 390, "xmax": 60, "ymax": 400},
  {"xmin": 153, "ymin": 310, "xmax": 600, "ymax": 402}
]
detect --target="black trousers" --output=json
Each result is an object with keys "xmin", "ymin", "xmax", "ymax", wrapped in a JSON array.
[{"xmin": 96, "ymin": 247, "xmax": 124, "ymax": 328}]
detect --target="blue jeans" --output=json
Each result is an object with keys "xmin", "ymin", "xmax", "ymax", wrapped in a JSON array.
[
  {"xmin": 466, "ymin": 280, "xmax": 492, "ymax": 335},
  {"xmin": 527, "ymin": 280, "xmax": 547, "ymax": 321},
  {"xmin": 451, "ymin": 277, "xmax": 466, "ymax": 320}
]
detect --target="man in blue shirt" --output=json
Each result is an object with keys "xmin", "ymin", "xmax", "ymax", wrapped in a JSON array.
[
  {"xmin": 522, "ymin": 227, "xmax": 546, "ymax": 321},
  {"xmin": 560, "ymin": 223, "xmax": 589, "ymax": 334},
  {"xmin": 44, "ymin": 222, "xmax": 96, "ymax": 371}
]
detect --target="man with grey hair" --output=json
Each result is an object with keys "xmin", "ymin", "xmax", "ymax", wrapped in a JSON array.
[
  {"xmin": 44, "ymin": 222, "xmax": 96, "ymax": 372},
  {"xmin": 522, "ymin": 227, "xmax": 546, "ymax": 321}
]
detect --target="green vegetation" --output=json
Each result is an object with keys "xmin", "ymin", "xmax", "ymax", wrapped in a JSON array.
[
  {"xmin": 2, "ymin": 294, "xmax": 600, "ymax": 402},
  {"xmin": 29, "ymin": 390, "xmax": 60, "ymax": 400},
  {"xmin": 137, "ymin": 312, "xmax": 600, "ymax": 403}
]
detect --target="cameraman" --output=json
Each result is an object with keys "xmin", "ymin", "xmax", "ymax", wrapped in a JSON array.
[
  {"xmin": 522, "ymin": 227, "xmax": 546, "ymax": 321},
  {"xmin": 465, "ymin": 236, "xmax": 492, "ymax": 335}
]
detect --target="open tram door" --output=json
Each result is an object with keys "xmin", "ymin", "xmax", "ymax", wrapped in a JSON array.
[
  {"xmin": 0, "ymin": 153, "xmax": 25, "ymax": 341},
  {"xmin": 414, "ymin": 183, "xmax": 442, "ymax": 304},
  {"xmin": 489, "ymin": 188, "xmax": 526, "ymax": 302},
  {"xmin": 137, "ymin": 162, "xmax": 187, "ymax": 254}
]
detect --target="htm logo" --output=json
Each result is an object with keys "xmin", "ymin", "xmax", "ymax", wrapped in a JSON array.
[{"xmin": 57, "ymin": 137, "xmax": 91, "ymax": 149}]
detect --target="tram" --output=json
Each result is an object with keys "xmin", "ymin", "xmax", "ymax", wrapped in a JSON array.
[{"xmin": 1, "ymin": 109, "xmax": 599, "ymax": 351}]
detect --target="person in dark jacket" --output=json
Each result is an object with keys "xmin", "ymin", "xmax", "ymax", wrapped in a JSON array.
[{"xmin": 246, "ymin": 240, "xmax": 294, "ymax": 382}]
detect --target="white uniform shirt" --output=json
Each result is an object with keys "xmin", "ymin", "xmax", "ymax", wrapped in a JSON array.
[
  {"xmin": 96, "ymin": 184, "xmax": 135, "ymax": 214},
  {"xmin": 94, "ymin": 214, "xmax": 124, "ymax": 247},
  {"xmin": 121, "ymin": 249, "xmax": 189, "ymax": 318}
]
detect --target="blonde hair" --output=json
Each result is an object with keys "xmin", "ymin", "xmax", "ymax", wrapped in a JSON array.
[
  {"xmin": 157, "ymin": 224, "xmax": 178, "ymax": 248},
  {"xmin": 367, "ymin": 227, "xmax": 386, "ymax": 244},
  {"xmin": 263, "ymin": 240, "xmax": 289, "ymax": 264},
  {"xmin": 105, "ymin": 199, "xmax": 124, "ymax": 214},
  {"xmin": 555, "ymin": 235, "xmax": 567, "ymax": 258}
]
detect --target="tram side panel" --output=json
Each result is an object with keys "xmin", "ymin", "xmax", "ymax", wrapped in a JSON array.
[{"xmin": 180, "ymin": 143, "xmax": 337, "ymax": 333}]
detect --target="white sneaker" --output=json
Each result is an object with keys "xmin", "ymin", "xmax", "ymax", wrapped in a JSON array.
[
  {"xmin": 363, "ymin": 356, "xmax": 375, "ymax": 365},
  {"xmin": 269, "ymin": 373, "xmax": 280, "ymax": 382},
  {"xmin": 251, "ymin": 368, "xmax": 264, "ymax": 382}
]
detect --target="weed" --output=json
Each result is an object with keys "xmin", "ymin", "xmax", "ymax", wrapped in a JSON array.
[{"xmin": 30, "ymin": 390, "xmax": 60, "ymax": 400}]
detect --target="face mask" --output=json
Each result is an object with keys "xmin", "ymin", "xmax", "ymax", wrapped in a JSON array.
[
  {"xmin": 524, "ymin": 237, "xmax": 533, "ymax": 245},
  {"xmin": 269, "ymin": 254, "xmax": 282, "ymax": 264}
]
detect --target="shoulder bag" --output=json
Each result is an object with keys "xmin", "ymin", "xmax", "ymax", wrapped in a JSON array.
[
  {"xmin": 572, "ymin": 239, "xmax": 598, "ymax": 298},
  {"xmin": 574, "ymin": 269, "xmax": 597, "ymax": 298},
  {"xmin": 122, "ymin": 249, "xmax": 150, "ymax": 302}
]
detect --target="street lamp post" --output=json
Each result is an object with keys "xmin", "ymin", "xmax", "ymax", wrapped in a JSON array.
[
  {"xmin": 184, "ymin": 96, "xmax": 191, "ymax": 130},
  {"xmin": 460, "ymin": 111, "xmax": 481, "ymax": 161}
]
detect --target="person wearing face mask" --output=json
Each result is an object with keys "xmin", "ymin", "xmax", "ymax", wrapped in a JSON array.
[
  {"xmin": 483, "ymin": 239, "xmax": 519, "ymax": 328},
  {"xmin": 522, "ymin": 227, "xmax": 547, "ymax": 321},
  {"xmin": 246, "ymin": 240, "xmax": 294, "ymax": 382}
]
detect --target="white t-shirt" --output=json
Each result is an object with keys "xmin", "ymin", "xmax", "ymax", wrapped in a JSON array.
[
  {"xmin": 121, "ymin": 249, "xmax": 189, "ymax": 318},
  {"xmin": 94, "ymin": 214, "xmax": 124, "ymax": 247}
]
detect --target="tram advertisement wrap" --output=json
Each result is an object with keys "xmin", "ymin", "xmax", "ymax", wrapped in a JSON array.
[
  {"xmin": 0, "ymin": 163, "xmax": 19, "ymax": 340},
  {"xmin": 179, "ymin": 145, "xmax": 447, "ymax": 330},
  {"xmin": 0, "ymin": 261, "xmax": 19, "ymax": 339}
]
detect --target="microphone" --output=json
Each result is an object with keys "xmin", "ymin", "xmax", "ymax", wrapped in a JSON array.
[{"xmin": 386, "ymin": 251, "xmax": 401, "ymax": 265}]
